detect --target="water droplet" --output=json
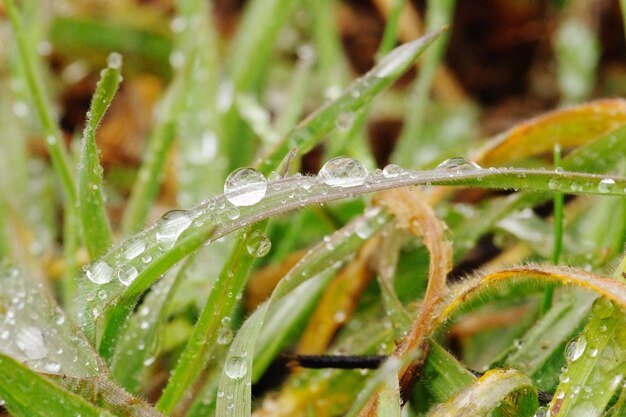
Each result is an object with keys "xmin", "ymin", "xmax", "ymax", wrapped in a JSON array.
[
  {"xmin": 16, "ymin": 327, "xmax": 48, "ymax": 360},
  {"xmin": 124, "ymin": 240, "xmax": 146, "ymax": 260},
  {"xmin": 107, "ymin": 52, "xmax": 123, "ymax": 69},
  {"xmin": 565, "ymin": 335, "xmax": 586, "ymax": 363},
  {"xmin": 355, "ymin": 220, "xmax": 373, "ymax": 239},
  {"xmin": 224, "ymin": 168, "xmax": 267, "ymax": 206},
  {"xmin": 548, "ymin": 178, "xmax": 560, "ymax": 190},
  {"xmin": 217, "ymin": 327, "xmax": 233, "ymax": 345},
  {"xmin": 598, "ymin": 178, "xmax": 615, "ymax": 193},
  {"xmin": 118, "ymin": 265, "xmax": 138, "ymax": 286},
  {"xmin": 591, "ymin": 297, "xmax": 614, "ymax": 319},
  {"xmin": 225, "ymin": 356, "xmax": 247, "ymax": 379},
  {"xmin": 156, "ymin": 210, "xmax": 193, "ymax": 251},
  {"xmin": 318, "ymin": 157, "xmax": 368, "ymax": 188},
  {"xmin": 246, "ymin": 231, "xmax": 271, "ymax": 257},
  {"xmin": 97, "ymin": 290, "xmax": 107, "ymax": 300},
  {"xmin": 86, "ymin": 260, "xmax": 114, "ymax": 284},
  {"xmin": 435, "ymin": 157, "xmax": 482, "ymax": 172},
  {"xmin": 335, "ymin": 112, "xmax": 355, "ymax": 132},
  {"xmin": 533, "ymin": 406, "xmax": 550, "ymax": 417},
  {"xmin": 382, "ymin": 164, "xmax": 403, "ymax": 178}
]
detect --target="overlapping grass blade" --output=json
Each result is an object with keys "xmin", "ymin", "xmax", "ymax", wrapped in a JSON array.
[
  {"xmin": 78, "ymin": 53, "xmax": 122, "ymax": 258},
  {"xmin": 0, "ymin": 354, "xmax": 115, "ymax": 417},
  {"xmin": 426, "ymin": 369, "xmax": 538, "ymax": 417}
]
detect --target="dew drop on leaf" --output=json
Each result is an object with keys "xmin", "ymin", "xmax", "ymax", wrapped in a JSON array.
[
  {"xmin": 246, "ymin": 230, "xmax": 271, "ymax": 257},
  {"xmin": 565, "ymin": 335, "xmax": 587, "ymax": 363},
  {"xmin": 117, "ymin": 265, "xmax": 139, "ymax": 287},
  {"xmin": 225, "ymin": 356, "xmax": 247, "ymax": 379},
  {"xmin": 591, "ymin": 297, "xmax": 613, "ymax": 319},
  {"xmin": 318, "ymin": 156, "xmax": 369, "ymax": 188},
  {"xmin": 106, "ymin": 52, "xmax": 123, "ymax": 69},
  {"xmin": 598, "ymin": 178, "xmax": 615, "ymax": 193},
  {"xmin": 335, "ymin": 111, "xmax": 355, "ymax": 131},
  {"xmin": 85, "ymin": 260, "xmax": 114, "ymax": 284},
  {"xmin": 382, "ymin": 164, "xmax": 403, "ymax": 178},
  {"xmin": 156, "ymin": 210, "xmax": 193, "ymax": 251},
  {"xmin": 16, "ymin": 326, "xmax": 48, "ymax": 360},
  {"xmin": 43, "ymin": 362, "xmax": 61, "ymax": 373},
  {"xmin": 224, "ymin": 168, "xmax": 267, "ymax": 206},
  {"xmin": 435, "ymin": 157, "xmax": 482, "ymax": 172},
  {"xmin": 217, "ymin": 327, "xmax": 233, "ymax": 345}
]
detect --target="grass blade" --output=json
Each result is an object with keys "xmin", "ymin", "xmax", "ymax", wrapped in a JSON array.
[
  {"xmin": 78, "ymin": 53, "xmax": 122, "ymax": 258},
  {"xmin": 259, "ymin": 28, "xmax": 447, "ymax": 173},
  {"xmin": 216, "ymin": 209, "xmax": 390, "ymax": 417},
  {"xmin": 426, "ymin": 369, "xmax": 538, "ymax": 417},
  {"xmin": 5, "ymin": 0, "xmax": 76, "ymax": 205},
  {"xmin": 0, "ymin": 353, "xmax": 115, "ymax": 417}
]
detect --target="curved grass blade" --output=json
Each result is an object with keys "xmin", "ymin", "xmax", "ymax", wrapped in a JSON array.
[
  {"xmin": 0, "ymin": 263, "xmax": 103, "ymax": 378},
  {"xmin": 475, "ymin": 99, "xmax": 626, "ymax": 166},
  {"xmin": 216, "ymin": 208, "xmax": 390, "ymax": 417},
  {"xmin": 422, "ymin": 339, "xmax": 476, "ymax": 402},
  {"xmin": 79, "ymin": 53, "xmax": 122, "ymax": 258},
  {"xmin": 426, "ymin": 369, "xmax": 538, "ymax": 417},
  {"xmin": 76, "ymin": 167, "xmax": 626, "ymax": 349},
  {"xmin": 259, "ymin": 28, "xmax": 447, "ymax": 173},
  {"xmin": 5, "ymin": 0, "xmax": 76, "ymax": 205},
  {"xmin": 0, "ymin": 353, "xmax": 115, "ymax": 417},
  {"xmin": 433, "ymin": 265, "xmax": 626, "ymax": 332}
]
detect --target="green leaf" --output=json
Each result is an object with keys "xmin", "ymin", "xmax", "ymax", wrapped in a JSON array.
[
  {"xmin": 427, "ymin": 369, "xmax": 538, "ymax": 417},
  {"xmin": 0, "ymin": 353, "xmax": 114, "ymax": 417},
  {"xmin": 78, "ymin": 53, "xmax": 122, "ymax": 258},
  {"xmin": 548, "ymin": 298, "xmax": 626, "ymax": 417},
  {"xmin": 423, "ymin": 340, "xmax": 476, "ymax": 403}
]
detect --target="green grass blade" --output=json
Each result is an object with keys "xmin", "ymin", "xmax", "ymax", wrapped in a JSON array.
[
  {"xmin": 216, "ymin": 209, "xmax": 390, "ymax": 417},
  {"xmin": 259, "ymin": 28, "xmax": 447, "ymax": 174},
  {"xmin": 5, "ymin": 0, "xmax": 76, "ymax": 205},
  {"xmin": 503, "ymin": 290, "xmax": 594, "ymax": 391},
  {"xmin": 0, "ymin": 353, "xmax": 115, "ymax": 417},
  {"xmin": 393, "ymin": 0, "xmax": 457, "ymax": 168},
  {"xmin": 548, "ymin": 299, "xmax": 626, "ymax": 416},
  {"xmin": 110, "ymin": 269, "xmax": 182, "ymax": 392},
  {"xmin": 156, "ymin": 224, "xmax": 260, "ymax": 414},
  {"xmin": 423, "ymin": 340, "xmax": 476, "ymax": 402},
  {"xmin": 427, "ymin": 369, "xmax": 538, "ymax": 417},
  {"xmin": 78, "ymin": 53, "xmax": 122, "ymax": 258},
  {"xmin": 376, "ymin": 375, "xmax": 402, "ymax": 417}
]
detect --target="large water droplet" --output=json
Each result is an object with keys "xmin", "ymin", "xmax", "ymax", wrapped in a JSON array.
[
  {"xmin": 156, "ymin": 210, "xmax": 193, "ymax": 251},
  {"xmin": 246, "ymin": 231, "xmax": 271, "ymax": 257},
  {"xmin": 117, "ymin": 265, "xmax": 139, "ymax": 287},
  {"xmin": 318, "ymin": 157, "xmax": 369, "ymax": 188},
  {"xmin": 435, "ymin": 157, "xmax": 482, "ymax": 172},
  {"xmin": 225, "ymin": 356, "xmax": 247, "ymax": 379},
  {"xmin": 598, "ymin": 178, "xmax": 615, "ymax": 193},
  {"xmin": 16, "ymin": 327, "xmax": 48, "ymax": 360},
  {"xmin": 591, "ymin": 297, "xmax": 614, "ymax": 319},
  {"xmin": 565, "ymin": 335, "xmax": 587, "ymax": 363},
  {"xmin": 224, "ymin": 168, "xmax": 267, "ymax": 206},
  {"xmin": 86, "ymin": 260, "xmax": 114, "ymax": 284},
  {"xmin": 107, "ymin": 52, "xmax": 123, "ymax": 69}
]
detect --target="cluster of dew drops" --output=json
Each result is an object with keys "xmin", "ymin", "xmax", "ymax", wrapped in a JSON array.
[{"xmin": 83, "ymin": 154, "xmax": 619, "ymax": 291}]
